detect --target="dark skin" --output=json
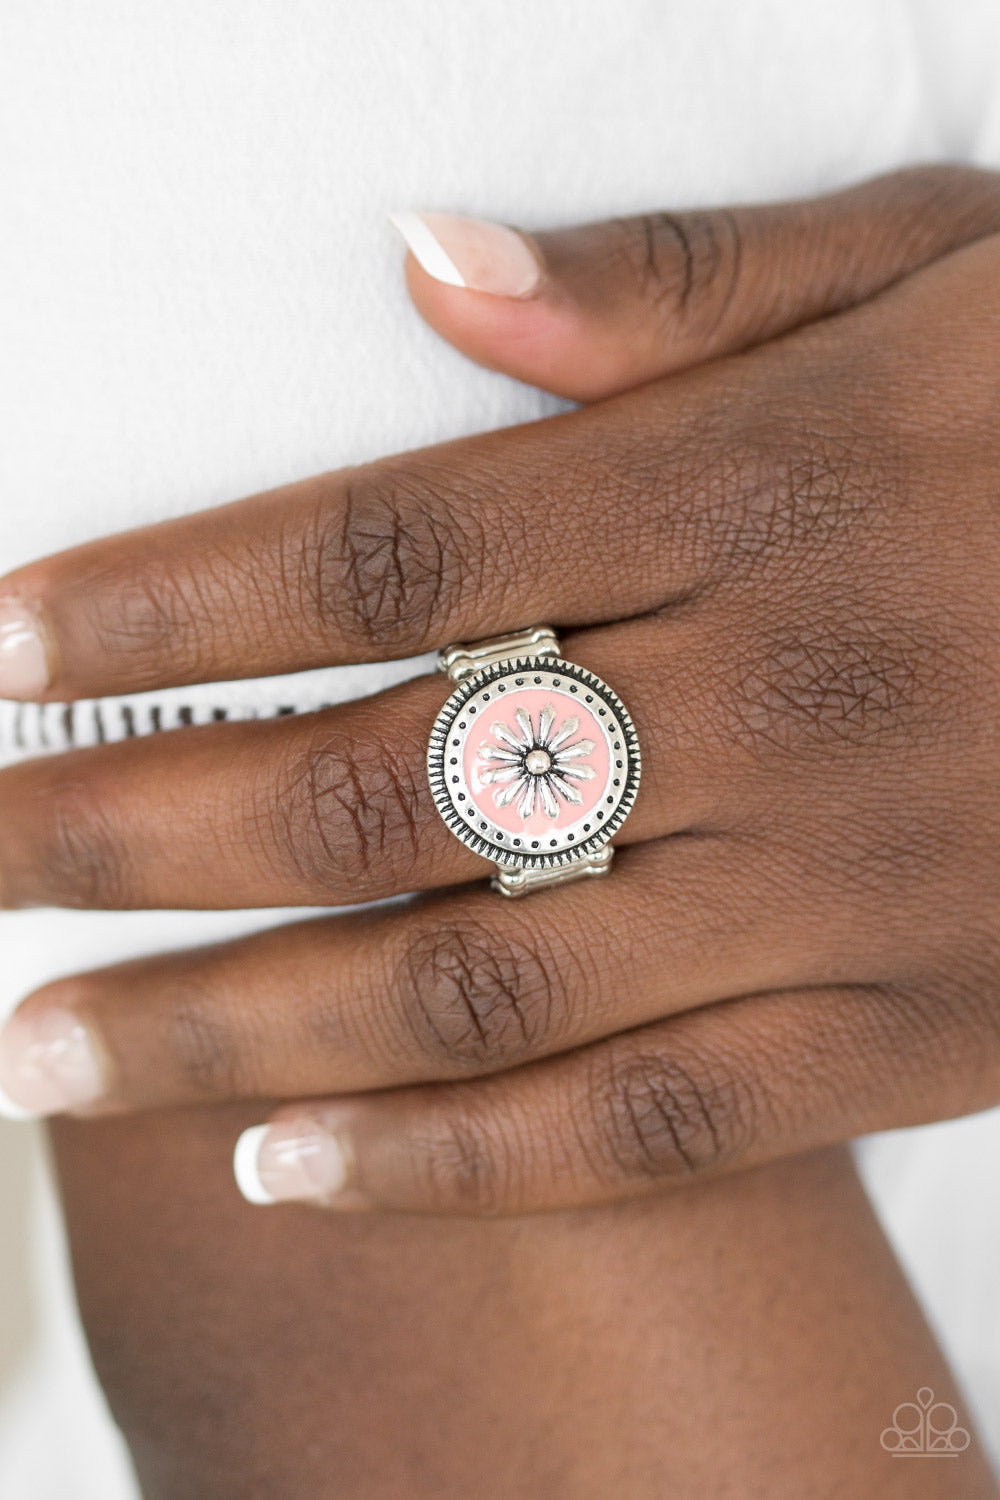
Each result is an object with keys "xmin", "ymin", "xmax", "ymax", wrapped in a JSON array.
[
  {"xmin": 52, "ymin": 1121, "xmax": 999, "ymax": 1499},
  {"xmin": 4, "ymin": 172, "xmax": 1000, "ymax": 1206},
  {"xmin": 4, "ymin": 166, "xmax": 1000, "ymax": 1489}
]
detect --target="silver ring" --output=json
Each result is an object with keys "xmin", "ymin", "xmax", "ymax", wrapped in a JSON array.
[{"xmin": 427, "ymin": 626, "xmax": 641, "ymax": 897}]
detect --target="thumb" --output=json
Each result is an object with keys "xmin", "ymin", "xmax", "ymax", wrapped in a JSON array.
[{"xmin": 391, "ymin": 167, "xmax": 1000, "ymax": 402}]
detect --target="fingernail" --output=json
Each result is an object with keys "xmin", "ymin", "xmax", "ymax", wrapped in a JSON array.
[
  {"xmin": 0, "ymin": 1007, "xmax": 104, "ymax": 1119},
  {"xmin": 234, "ymin": 1117, "xmax": 351, "ymax": 1206},
  {"xmin": 389, "ymin": 211, "xmax": 542, "ymax": 297},
  {"xmin": 0, "ymin": 599, "xmax": 50, "ymax": 699}
]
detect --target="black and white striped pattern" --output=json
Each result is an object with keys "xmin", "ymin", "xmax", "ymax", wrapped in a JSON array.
[{"xmin": 0, "ymin": 656, "xmax": 437, "ymax": 765}]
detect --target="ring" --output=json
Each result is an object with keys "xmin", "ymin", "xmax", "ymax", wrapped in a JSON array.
[{"xmin": 427, "ymin": 626, "xmax": 641, "ymax": 896}]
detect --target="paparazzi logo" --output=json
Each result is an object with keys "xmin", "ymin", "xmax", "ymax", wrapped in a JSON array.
[{"xmin": 880, "ymin": 1387, "xmax": 971, "ymax": 1457}]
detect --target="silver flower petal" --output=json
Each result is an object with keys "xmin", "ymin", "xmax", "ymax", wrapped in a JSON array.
[
  {"xmin": 495, "ymin": 776, "xmax": 526, "ymax": 807},
  {"xmin": 479, "ymin": 750, "xmax": 524, "ymax": 774},
  {"xmin": 559, "ymin": 762, "xmax": 596, "ymax": 782},
  {"xmin": 481, "ymin": 765, "xmax": 521, "ymax": 786},
  {"xmin": 537, "ymin": 704, "xmax": 556, "ymax": 745},
  {"xmin": 518, "ymin": 777, "xmax": 536, "ymax": 819},
  {"xmin": 556, "ymin": 737, "xmax": 595, "ymax": 760},
  {"xmin": 491, "ymin": 722, "xmax": 526, "ymax": 752},
  {"xmin": 539, "ymin": 779, "xmax": 560, "ymax": 818},
  {"xmin": 514, "ymin": 707, "xmax": 535, "ymax": 746},
  {"xmin": 547, "ymin": 773, "xmax": 583, "ymax": 804},
  {"xmin": 546, "ymin": 716, "xmax": 579, "ymax": 750}
]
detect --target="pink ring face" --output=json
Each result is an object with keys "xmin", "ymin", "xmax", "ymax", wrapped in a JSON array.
[
  {"xmin": 465, "ymin": 688, "xmax": 611, "ymax": 834},
  {"xmin": 427, "ymin": 657, "xmax": 641, "ymax": 871}
]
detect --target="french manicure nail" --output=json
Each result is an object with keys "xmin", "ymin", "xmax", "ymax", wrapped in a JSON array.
[
  {"xmin": 0, "ymin": 598, "xmax": 50, "ymax": 699},
  {"xmin": 0, "ymin": 1007, "xmax": 104, "ymax": 1119},
  {"xmin": 234, "ymin": 1117, "xmax": 351, "ymax": 1206},
  {"xmin": 389, "ymin": 211, "xmax": 542, "ymax": 297}
]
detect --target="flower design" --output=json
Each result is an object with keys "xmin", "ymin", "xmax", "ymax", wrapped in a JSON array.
[{"xmin": 477, "ymin": 704, "xmax": 596, "ymax": 819}]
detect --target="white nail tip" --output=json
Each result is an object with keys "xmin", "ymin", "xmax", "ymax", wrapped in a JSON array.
[
  {"xmin": 388, "ymin": 210, "xmax": 466, "ymax": 288},
  {"xmin": 0, "ymin": 1082, "xmax": 38, "ymax": 1122},
  {"xmin": 233, "ymin": 1124, "xmax": 276, "ymax": 1206}
]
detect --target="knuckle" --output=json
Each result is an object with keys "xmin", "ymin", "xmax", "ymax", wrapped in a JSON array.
[
  {"xmin": 684, "ymin": 417, "xmax": 959, "ymax": 757},
  {"xmin": 730, "ymin": 622, "xmax": 928, "ymax": 755},
  {"xmin": 273, "ymin": 722, "xmax": 425, "ymax": 892},
  {"xmin": 398, "ymin": 920, "xmax": 561, "ymax": 1073},
  {"xmin": 316, "ymin": 465, "xmax": 476, "ymax": 651},
  {"xmin": 725, "ymin": 420, "xmax": 886, "ymax": 571},
  {"xmin": 81, "ymin": 555, "xmax": 236, "ymax": 687},
  {"xmin": 165, "ymin": 983, "xmax": 243, "ymax": 1099},
  {"xmin": 647, "ymin": 410, "xmax": 889, "ymax": 589},
  {"xmin": 596, "ymin": 1046, "xmax": 753, "ymax": 1183},
  {"xmin": 411, "ymin": 1104, "xmax": 513, "ymax": 1214},
  {"xmin": 617, "ymin": 209, "xmax": 744, "ymax": 330},
  {"xmin": 35, "ymin": 771, "xmax": 132, "ymax": 909}
]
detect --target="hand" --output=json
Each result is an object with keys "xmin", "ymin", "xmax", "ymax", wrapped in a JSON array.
[{"xmin": 3, "ymin": 166, "xmax": 1000, "ymax": 1215}]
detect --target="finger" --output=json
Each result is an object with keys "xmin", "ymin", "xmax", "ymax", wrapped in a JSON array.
[
  {"xmin": 6, "ymin": 172, "xmax": 1000, "ymax": 705},
  {"xmin": 0, "ymin": 395, "xmax": 699, "ymax": 701},
  {"xmin": 232, "ymin": 980, "xmax": 993, "ymax": 1214},
  {"xmin": 5, "ymin": 171, "xmax": 999, "ymax": 706},
  {"xmin": 394, "ymin": 165, "xmax": 1000, "ymax": 399},
  {"xmin": 0, "ymin": 840, "xmax": 869, "ymax": 1118},
  {"xmin": 0, "ymin": 618, "xmax": 719, "ymax": 911}
]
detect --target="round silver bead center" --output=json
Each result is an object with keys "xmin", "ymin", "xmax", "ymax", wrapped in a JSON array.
[{"xmin": 524, "ymin": 748, "xmax": 551, "ymax": 776}]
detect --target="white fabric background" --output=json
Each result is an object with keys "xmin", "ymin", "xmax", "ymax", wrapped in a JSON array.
[{"xmin": 2, "ymin": 1, "xmax": 1000, "ymax": 1492}]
